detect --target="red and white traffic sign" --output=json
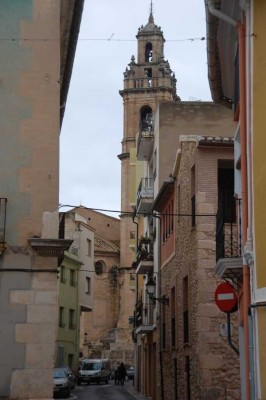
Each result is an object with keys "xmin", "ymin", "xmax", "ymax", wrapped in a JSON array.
[{"xmin": 215, "ymin": 282, "xmax": 238, "ymax": 313}]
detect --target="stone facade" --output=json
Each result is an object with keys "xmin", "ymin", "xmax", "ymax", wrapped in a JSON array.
[
  {"xmin": 0, "ymin": 1, "xmax": 83, "ymax": 398},
  {"xmin": 160, "ymin": 139, "xmax": 240, "ymax": 400}
]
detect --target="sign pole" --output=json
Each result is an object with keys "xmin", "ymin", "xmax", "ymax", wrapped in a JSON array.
[{"xmin": 227, "ymin": 312, "xmax": 239, "ymax": 355}]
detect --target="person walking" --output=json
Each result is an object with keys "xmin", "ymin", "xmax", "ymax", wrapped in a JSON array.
[{"xmin": 117, "ymin": 362, "xmax": 127, "ymax": 386}]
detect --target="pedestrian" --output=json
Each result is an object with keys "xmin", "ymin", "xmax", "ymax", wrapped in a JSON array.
[
  {"xmin": 117, "ymin": 362, "xmax": 127, "ymax": 386},
  {"xmin": 114, "ymin": 363, "xmax": 120, "ymax": 385}
]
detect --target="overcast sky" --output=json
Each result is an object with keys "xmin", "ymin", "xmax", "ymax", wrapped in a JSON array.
[{"xmin": 59, "ymin": 0, "xmax": 212, "ymax": 217}]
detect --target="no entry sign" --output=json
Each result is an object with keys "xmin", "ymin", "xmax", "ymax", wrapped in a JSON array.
[{"xmin": 215, "ymin": 282, "xmax": 238, "ymax": 313}]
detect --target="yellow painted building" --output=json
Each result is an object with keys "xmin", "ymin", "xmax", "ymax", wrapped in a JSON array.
[
  {"xmin": 252, "ymin": 1, "xmax": 266, "ymax": 398},
  {"xmin": 205, "ymin": 0, "xmax": 266, "ymax": 398}
]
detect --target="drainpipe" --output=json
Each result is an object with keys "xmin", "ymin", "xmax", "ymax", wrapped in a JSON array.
[
  {"xmin": 238, "ymin": 20, "xmax": 251, "ymax": 400},
  {"xmin": 132, "ymin": 215, "xmax": 139, "ymax": 390},
  {"xmin": 207, "ymin": 2, "xmax": 250, "ymax": 399},
  {"xmin": 153, "ymin": 213, "xmax": 164, "ymax": 400}
]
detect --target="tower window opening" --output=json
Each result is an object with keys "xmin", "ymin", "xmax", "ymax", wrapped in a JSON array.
[
  {"xmin": 145, "ymin": 42, "xmax": 153, "ymax": 62},
  {"xmin": 144, "ymin": 68, "xmax": 153, "ymax": 87},
  {"xmin": 140, "ymin": 106, "xmax": 153, "ymax": 133}
]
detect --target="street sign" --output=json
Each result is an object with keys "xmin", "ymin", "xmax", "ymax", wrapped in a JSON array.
[{"xmin": 215, "ymin": 282, "xmax": 238, "ymax": 313}]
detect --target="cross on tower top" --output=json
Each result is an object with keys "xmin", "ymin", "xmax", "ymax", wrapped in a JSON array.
[
  {"xmin": 149, "ymin": 0, "xmax": 154, "ymax": 23},
  {"xmin": 150, "ymin": 0, "xmax": 153, "ymax": 15}
]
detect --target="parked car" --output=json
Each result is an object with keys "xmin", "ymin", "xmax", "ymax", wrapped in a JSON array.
[
  {"xmin": 53, "ymin": 368, "xmax": 71, "ymax": 398},
  {"xmin": 61, "ymin": 366, "xmax": 75, "ymax": 389},
  {"xmin": 125, "ymin": 365, "xmax": 135, "ymax": 380}
]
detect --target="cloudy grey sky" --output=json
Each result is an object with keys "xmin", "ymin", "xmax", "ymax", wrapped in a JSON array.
[{"xmin": 60, "ymin": 0, "xmax": 212, "ymax": 217}]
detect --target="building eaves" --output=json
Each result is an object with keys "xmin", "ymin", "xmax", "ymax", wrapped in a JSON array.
[
  {"xmin": 205, "ymin": 0, "xmax": 223, "ymax": 104},
  {"xmin": 60, "ymin": 0, "xmax": 84, "ymax": 126},
  {"xmin": 153, "ymin": 178, "xmax": 175, "ymax": 212},
  {"xmin": 198, "ymin": 136, "xmax": 234, "ymax": 147},
  {"xmin": 179, "ymin": 135, "xmax": 234, "ymax": 147}
]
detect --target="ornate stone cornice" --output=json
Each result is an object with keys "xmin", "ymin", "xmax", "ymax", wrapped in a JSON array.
[{"xmin": 28, "ymin": 238, "xmax": 73, "ymax": 257}]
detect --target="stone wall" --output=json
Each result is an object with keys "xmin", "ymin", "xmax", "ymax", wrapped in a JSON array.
[{"xmin": 160, "ymin": 140, "xmax": 240, "ymax": 400}]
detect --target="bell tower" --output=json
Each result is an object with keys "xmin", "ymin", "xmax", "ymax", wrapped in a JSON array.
[{"xmin": 117, "ymin": 6, "xmax": 178, "ymax": 357}]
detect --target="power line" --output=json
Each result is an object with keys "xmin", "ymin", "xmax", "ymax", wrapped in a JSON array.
[
  {"xmin": 59, "ymin": 203, "xmax": 216, "ymax": 217},
  {"xmin": 0, "ymin": 36, "xmax": 208, "ymax": 43}
]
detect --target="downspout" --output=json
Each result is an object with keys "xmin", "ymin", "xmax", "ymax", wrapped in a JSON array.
[
  {"xmin": 207, "ymin": 1, "xmax": 250, "ymax": 399},
  {"xmin": 132, "ymin": 215, "xmax": 139, "ymax": 390},
  {"xmin": 153, "ymin": 213, "xmax": 165, "ymax": 400},
  {"xmin": 238, "ymin": 20, "xmax": 251, "ymax": 400}
]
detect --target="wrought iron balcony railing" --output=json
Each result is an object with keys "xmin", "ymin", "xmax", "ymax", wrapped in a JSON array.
[
  {"xmin": 216, "ymin": 199, "xmax": 242, "ymax": 261},
  {"xmin": 136, "ymin": 178, "xmax": 154, "ymax": 214},
  {"xmin": 134, "ymin": 302, "xmax": 154, "ymax": 329},
  {"xmin": 136, "ymin": 237, "xmax": 154, "ymax": 264}
]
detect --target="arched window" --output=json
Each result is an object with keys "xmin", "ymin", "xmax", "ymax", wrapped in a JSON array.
[
  {"xmin": 140, "ymin": 105, "xmax": 153, "ymax": 132},
  {"xmin": 145, "ymin": 42, "xmax": 153, "ymax": 62},
  {"xmin": 95, "ymin": 260, "xmax": 106, "ymax": 276}
]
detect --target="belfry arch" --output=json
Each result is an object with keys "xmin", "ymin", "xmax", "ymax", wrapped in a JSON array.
[{"xmin": 145, "ymin": 42, "xmax": 153, "ymax": 62}]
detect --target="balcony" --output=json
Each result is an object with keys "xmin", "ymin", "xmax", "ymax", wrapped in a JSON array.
[
  {"xmin": 136, "ymin": 236, "xmax": 153, "ymax": 275},
  {"xmin": 215, "ymin": 199, "xmax": 242, "ymax": 286},
  {"xmin": 135, "ymin": 302, "xmax": 155, "ymax": 334},
  {"xmin": 136, "ymin": 178, "xmax": 154, "ymax": 215},
  {"xmin": 137, "ymin": 114, "xmax": 154, "ymax": 161}
]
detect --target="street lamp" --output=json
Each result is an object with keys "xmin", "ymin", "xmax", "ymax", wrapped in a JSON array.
[{"xmin": 146, "ymin": 275, "xmax": 169, "ymax": 305}]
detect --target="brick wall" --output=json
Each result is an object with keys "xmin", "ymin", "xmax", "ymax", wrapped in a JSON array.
[{"xmin": 160, "ymin": 140, "xmax": 240, "ymax": 400}]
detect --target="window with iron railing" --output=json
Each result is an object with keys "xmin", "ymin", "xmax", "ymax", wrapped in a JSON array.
[
  {"xmin": 135, "ymin": 302, "xmax": 154, "ymax": 327},
  {"xmin": 216, "ymin": 198, "xmax": 241, "ymax": 261},
  {"xmin": 136, "ymin": 236, "xmax": 153, "ymax": 263},
  {"xmin": 216, "ymin": 166, "xmax": 240, "ymax": 260}
]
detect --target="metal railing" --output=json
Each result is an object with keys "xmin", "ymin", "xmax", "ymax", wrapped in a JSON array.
[
  {"xmin": 135, "ymin": 302, "xmax": 154, "ymax": 327},
  {"xmin": 136, "ymin": 237, "xmax": 154, "ymax": 264},
  {"xmin": 136, "ymin": 178, "xmax": 154, "ymax": 211},
  {"xmin": 216, "ymin": 199, "xmax": 242, "ymax": 261}
]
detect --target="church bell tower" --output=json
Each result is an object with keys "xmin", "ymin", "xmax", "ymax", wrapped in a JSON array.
[{"xmin": 117, "ymin": 5, "xmax": 178, "ymax": 351}]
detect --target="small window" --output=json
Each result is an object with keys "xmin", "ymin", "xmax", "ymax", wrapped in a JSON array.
[
  {"xmin": 60, "ymin": 266, "xmax": 66, "ymax": 283},
  {"xmin": 59, "ymin": 306, "xmax": 65, "ymax": 328},
  {"xmin": 86, "ymin": 277, "xmax": 91, "ymax": 294},
  {"xmin": 69, "ymin": 309, "xmax": 75, "ymax": 330},
  {"xmin": 70, "ymin": 270, "xmax": 76, "ymax": 287},
  {"xmin": 87, "ymin": 239, "xmax": 92, "ymax": 256}
]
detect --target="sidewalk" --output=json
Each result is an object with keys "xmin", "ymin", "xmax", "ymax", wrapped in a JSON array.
[{"xmin": 124, "ymin": 380, "xmax": 149, "ymax": 400}]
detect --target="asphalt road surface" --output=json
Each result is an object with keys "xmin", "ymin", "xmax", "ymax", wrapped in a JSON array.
[{"xmin": 66, "ymin": 381, "xmax": 136, "ymax": 400}]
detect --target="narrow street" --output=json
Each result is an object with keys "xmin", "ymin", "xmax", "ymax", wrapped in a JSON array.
[{"xmin": 66, "ymin": 380, "xmax": 137, "ymax": 400}]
